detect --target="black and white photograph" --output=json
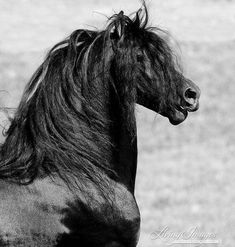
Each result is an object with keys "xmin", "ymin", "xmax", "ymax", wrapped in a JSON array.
[{"xmin": 0, "ymin": 0, "xmax": 234, "ymax": 246}]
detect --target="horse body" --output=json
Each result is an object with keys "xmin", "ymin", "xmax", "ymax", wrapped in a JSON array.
[
  {"xmin": 0, "ymin": 5, "xmax": 200, "ymax": 247},
  {"xmin": 0, "ymin": 178, "xmax": 71, "ymax": 246},
  {"xmin": 0, "ymin": 175, "xmax": 139, "ymax": 246}
]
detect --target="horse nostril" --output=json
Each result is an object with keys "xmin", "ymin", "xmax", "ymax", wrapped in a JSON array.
[{"xmin": 184, "ymin": 88, "xmax": 198, "ymax": 106}]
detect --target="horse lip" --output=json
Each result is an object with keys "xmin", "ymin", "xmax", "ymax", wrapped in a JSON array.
[
  {"xmin": 160, "ymin": 105, "xmax": 189, "ymax": 125},
  {"xmin": 188, "ymin": 101, "xmax": 199, "ymax": 112},
  {"xmin": 185, "ymin": 101, "xmax": 199, "ymax": 112},
  {"xmin": 180, "ymin": 99, "xmax": 200, "ymax": 112},
  {"xmin": 168, "ymin": 106, "xmax": 188, "ymax": 125},
  {"xmin": 177, "ymin": 105, "xmax": 187, "ymax": 113}
]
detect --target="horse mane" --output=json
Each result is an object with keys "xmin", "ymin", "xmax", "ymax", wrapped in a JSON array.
[
  {"xmin": 0, "ymin": 4, "xmax": 179, "ymax": 188},
  {"xmin": 0, "ymin": 28, "xmax": 114, "ymax": 187}
]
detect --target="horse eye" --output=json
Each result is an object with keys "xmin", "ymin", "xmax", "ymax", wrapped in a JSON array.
[{"xmin": 136, "ymin": 54, "xmax": 144, "ymax": 63}]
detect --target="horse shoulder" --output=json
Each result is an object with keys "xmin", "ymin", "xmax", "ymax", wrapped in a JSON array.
[
  {"xmin": 0, "ymin": 178, "xmax": 72, "ymax": 246},
  {"xmin": 0, "ymin": 177, "xmax": 140, "ymax": 246},
  {"xmin": 58, "ymin": 178, "xmax": 140, "ymax": 246}
]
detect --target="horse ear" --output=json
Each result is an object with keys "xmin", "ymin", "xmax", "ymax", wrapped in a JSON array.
[
  {"xmin": 110, "ymin": 11, "xmax": 125, "ymax": 40},
  {"xmin": 134, "ymin": 9, "xmax": 142, "ymax": 28}
]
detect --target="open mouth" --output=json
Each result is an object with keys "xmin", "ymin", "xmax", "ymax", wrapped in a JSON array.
[
  {"xmin": 168, "ymin": 106, "xmax": 188, "ymax": 125},
  {"xmin": 168, "ymin": 101, "xmax": 199, "ymax": 125}
]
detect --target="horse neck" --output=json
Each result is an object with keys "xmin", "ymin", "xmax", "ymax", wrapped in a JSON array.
[
  {"xmin": 113, "ymin": 125, "xmax": 138, "ymax": 193},
  {"xmin": 86, "ymin": 77, "xmax": 138, "ymax": 192},
  {"xmin": 108, "ymin": 88, "xmax": 138, "ymax": 193}
]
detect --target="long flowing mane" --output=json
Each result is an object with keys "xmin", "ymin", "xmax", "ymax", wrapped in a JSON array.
[
  {"xmin": 0, "ymin": 5, "xmax": 178, "ymax": 188},
  {"xmin": 0, "ymin": 28, "xmax": 115, "ymax": 186}
]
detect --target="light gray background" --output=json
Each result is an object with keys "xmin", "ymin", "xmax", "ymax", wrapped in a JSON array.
[{"xmin": 0, "ymin": 0, "xmax": 235, "ymax": 246}]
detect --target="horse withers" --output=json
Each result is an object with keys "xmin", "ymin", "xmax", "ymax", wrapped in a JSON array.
[{"xmin": 0, "ymin": 5, "xmax": 200, "ymax": 247}]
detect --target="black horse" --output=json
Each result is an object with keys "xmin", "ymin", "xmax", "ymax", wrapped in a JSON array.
[{"xmin": 0, "ymin": 6, "xmax": 200, "ymax": 247}]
